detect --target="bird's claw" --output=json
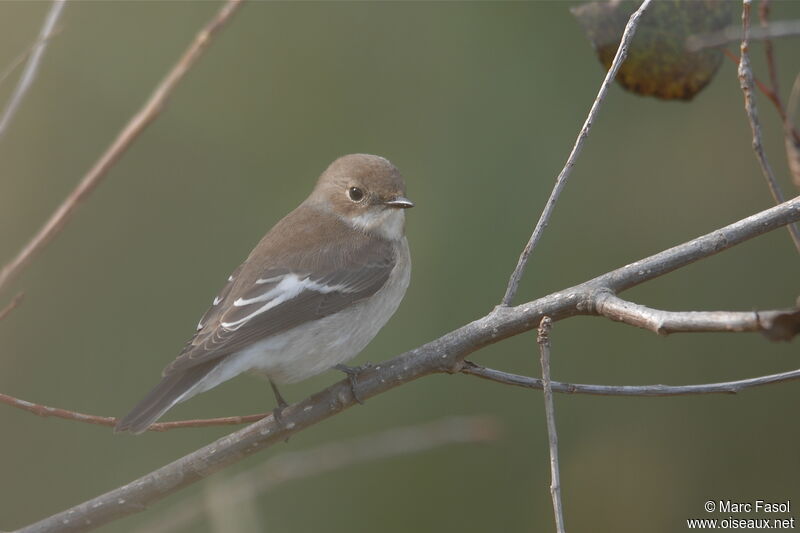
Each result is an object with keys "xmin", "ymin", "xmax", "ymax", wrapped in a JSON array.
[{"xmin": 335, "ymin": 363, "xmax": 372, "ymax": 404}]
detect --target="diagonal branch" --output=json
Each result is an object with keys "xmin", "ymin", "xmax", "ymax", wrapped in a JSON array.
[
  {"xmin": 14, "ymin": 193, "xmax": 800, "ymax": 533},
  {"xmin": 460, "ymin": 362, "xmax": 800, "ymax": 397},
  {"xmin": 0, "ymin": 292, "xmax": 24, "ymax": 322},
  {"xmin": 787, "ymin": 73, "xmax": 800, "ymax": 188},
  {"xmin": 0, "ymin": 0, "xmax": 66, "ymax": 140},
  {"xmin": 737, "ymin": 0, "xmax": 800, "ymax": 253},
  {"xmin": 586, "ymin": 199, "xmax": 800, "ymax": 294},
  {"xmin": 502, "ymin": 0, "xmax": 653, "ymax": 306},
  {"xmin": 593, "ymin": 293, "xmax": 800, "ymax": 340},
  {"xmin": 758, "ymin": 0, "xmax": 786, "ymax": 125},
  {"xmin": 0, "ymin": 0, "xmax": 243, "ymax": 296}
]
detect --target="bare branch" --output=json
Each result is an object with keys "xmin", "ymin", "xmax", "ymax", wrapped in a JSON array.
[
  {"xmin": 537, "ymin": 317, "xmax": 566, "ymax": 533},
  {"xmin": 133, "ymin": 416, "xmax": 500, "ymax": 533},
  {"xmin": 687, "ymin": 18, "xmax": 800, "ymax": 51},
  {"xmin": 0, "ymin": 292, "xmax": 23, "ymax": 322},
  {"xmin": 720, "ymin": 47, "xmax": 790, "ymax": 120},
  {"xmin": 14, "ymin": 195, "xmax": 800, "ymax": 533},
  {"xmin": 0, "ymin": 25, "xmax": 62, "ymax": 90},
  {"xmin": 790, "ymin": 73, "xmax": 800, "ymax": 130},
  {"xmin": 787, "ymin": 73, "xmax": 800, "ymax": 187},
  {"xmin": 586, "ymin": 198, "xmax": 800, "ymax": 294},
  {"xmin": 594, "ymin": 293, "xmax": 800, "ymax": 340},
  {"xmin": 0, "ymin": 391, "xmax": 270, "ymax": 431},
  {"xmin": 757, "ymin": 0, "xmax": 800, "ymax": 185},
  {"xmin": 737, "ymin": 0, "xmax": 800, "ymax": 253},
  {"xmin": 0, "ymin": 0, "xmax": 66, "ymax": 140},
  {"xmin": 461, "ymin": 362, "xmax": 800, "ymax": 397},
  {"xmin": 756, "ymin": 0, "xmax": 800, "ymax": 147},
  {"xmin": 0, "ymin": 0, "xmax": 243, "ymax": 295},
  {"xmin": 758, "ymin": 1, "xmax": 786, "ymax": 123},
  {"xmin": 502, "ymin": 0, "xmax": 653, "ymax": 306}
]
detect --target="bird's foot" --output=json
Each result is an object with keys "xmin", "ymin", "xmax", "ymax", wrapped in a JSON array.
[
  {"xmin": 335, "ymin": 363, "xmax": 372, "ymax": 405},
  {"xmin": 269, "ymin": 379, "xmax": 290, "ymax": 431},
  {"xmin": 271, "ymin": 404, "xmax": 286, "ymax": 426}
]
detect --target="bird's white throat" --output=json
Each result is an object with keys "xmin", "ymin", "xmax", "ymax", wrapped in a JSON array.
[{"xmin": 348, "ymin": 208, "xmax": 406, "ymax": 240}]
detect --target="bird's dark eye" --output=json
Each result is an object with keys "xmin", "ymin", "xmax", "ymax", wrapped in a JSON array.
[{"xmin": 348, "ymin": 187, "xmax": 365, "ymax": 202}]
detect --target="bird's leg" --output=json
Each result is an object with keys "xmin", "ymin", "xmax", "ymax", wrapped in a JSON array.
[
  {"xmin": 334, "ymin": 363, "xmax": 372, "ymax": 405},
  {"xmin": 269, "ymin": 379, "xmax": 289, "ymax": 425}
]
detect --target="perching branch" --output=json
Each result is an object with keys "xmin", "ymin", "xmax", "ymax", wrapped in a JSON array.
[
  {"xmin": 537, "ymin": 318, "xmax": 566, "ymax": 533},
  {"xmin": 738, "ymin": 0, "xmax": 800, "ymax": 253},
  {"xmin": 0, "ymin": 0, "xmax": 66, "ymax": 140},
  {"xmin": 4, "ymin": 295, "xmax": 796, "ymax": 431},
  {"xmin": 0, "ymin": 0, "xmax": 243, "ymax": 297},
  {"xmin": 594, "ymin": 293, "xmax": 800, "ymax": 340},
  {"xmin": 15, "ymin": 194, "xmax": 800, "ymax": 533},
  {"xmin": 461, "ymin": 362, "xmax": 800, "ymax": 397},
  {"xmin": 501, "ymin": 0, "xmax": 653, "ymax": 306},
  {"xmin": 132, "ymin": 416, "xmax": 500, "ymax": 533}
]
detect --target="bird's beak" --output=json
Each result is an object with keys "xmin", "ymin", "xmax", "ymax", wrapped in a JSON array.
[{"xmin": 384, "ymin": 196, "xmax": 414, "ymax": 209}]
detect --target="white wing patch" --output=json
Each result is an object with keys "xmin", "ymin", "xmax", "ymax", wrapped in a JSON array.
[
  {"xmin": 221, "ymin": 274, "xmax": 356, "ymax": 330},
  {"xmin": 255, "ymin": 275, "xmax": 285, "ymax": 285}
]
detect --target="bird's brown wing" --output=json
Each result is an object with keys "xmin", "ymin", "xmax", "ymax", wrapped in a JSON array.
[{"xmin": 163, "ymin": 229, "xmax": 395, "ymax": 376}]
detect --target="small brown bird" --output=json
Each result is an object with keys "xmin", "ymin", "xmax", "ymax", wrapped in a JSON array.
[{"xmin": 115, "ymin": 154, "xmax": 413, "ymax": 434}]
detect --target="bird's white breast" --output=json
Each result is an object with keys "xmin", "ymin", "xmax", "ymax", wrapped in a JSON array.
[{"xmin": 188, "ymin": 237, "xmax": 411, "ymax": 394}]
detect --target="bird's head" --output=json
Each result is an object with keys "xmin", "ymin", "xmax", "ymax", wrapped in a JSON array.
[{"xmin": 309, "ymin": 154, "xmax": 413, "ymax": 240}]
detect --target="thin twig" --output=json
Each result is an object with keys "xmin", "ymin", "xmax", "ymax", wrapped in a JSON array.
[
  {"xmin": 0, "ymin": 292, "xmax": 24, "ymax": 321},
  {"xmin": 759, "ymin": 0, "xmax": 785, "ymax": 122},
  {"xmin": 757, "ymin": 1, "xmax": 800, "ymax": 145},
  {"xmin": 133, "ymin": 416, "xmax": 501, "ymax": 533},
  {"xmin": 593, "ymin": 293, "xmax": 799, "ymax": 341},
  {"xmin": 0, "ymin": 0, "xmax": 244, "ymax": 295},
  {"xmin": 787, "ymin": 73, "xmax": 800, "ymax": 187},
  {"xmin": 0, "ymin": 27, "xmax": 62, "ymax": 89},
  {"xmin": 721, "ymin": 48, "xmax": 785, "ymax": 113},
  {"xmin": 0, "ymin": 392, "xmax": 267, "ymax": 431},
  {"xmin": 14, "ymin": 195, "xmax": 800, "ymax": 533},
  {"xmin": 784, "ymin": 74, "xmax": 800, "ymax": 188},
  {"xmin": 0, "ymin": 0, "xmax": 66, "ymax": 140},
  {"xmin": 789, "ymin": 74, "xmax": 800, "ymax": 133},
  {"xmin": 501, "ymin": 0, "xmax": 653, "ymax": 306},
  {"xmin": 461, "ymin": 362, "xmax": 800, "ymax": 397},
  {"xmin": 738, "ymin": 0, "xmax": 800, "ymax": 253},
  {"xmin": 537, "ymin": 317, "xmax": 566, "ymax": 533},
  {"xmin": 759, "ymin": 0, "xmax": 800, "ymax": 179},
  {"xmin": 687, "ymin": 18, "xmax": 800, "ymax": 51}
]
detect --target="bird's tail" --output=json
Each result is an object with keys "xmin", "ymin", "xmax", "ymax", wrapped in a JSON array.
[{"xmin": 114, "ymin": 361, "xmax": 217, "ymax": 434}]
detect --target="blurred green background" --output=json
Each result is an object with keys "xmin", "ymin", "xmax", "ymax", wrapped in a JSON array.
[{"xmin": 1, "ymin": 1, "xmax": 799, "ymax": 532}]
